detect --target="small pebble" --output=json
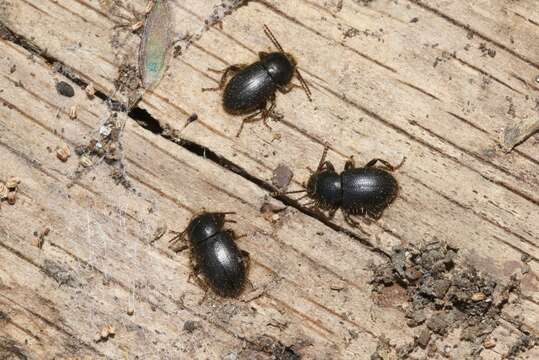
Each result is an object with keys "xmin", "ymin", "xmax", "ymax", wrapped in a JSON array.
[
  {"xmin": 56, "ymin": 81, "xmax": 75, "ymax": 97},
  {"xmin": 85, "ymin": 83, "xmax": 95, "ymax": 98},
  {"xmin": 483, "ymin": 337, "xmax": 496, "ymax": 349},
  {"xmin": 56, "ymin": 143, "xmax": 71, "ymax": 162},
  {"xmin": 6, "ymin": 177, "xmax": 20, "ymax": 190},
  {"xmin": 272, "ymin": 164, "xmax": 293, "ymax": 191},
  {"xmin": 7, "ymin": 191, "xmax": 16, "ymax": 205},
  {"xmin": 69, "ymin": 105, "xmax": 78, "ymax": 120},
  {"xmin": 183, "ymin": 320, "xmax": 197, "ymax": 333},
  {"xmin": 79, "ymin": 155, "xmax": 93, "ymax": 168},
  {"xmin": 0, "ymin": 182, "xmax": 8, "ymax": 200},
  {"xmin": 471, "ymin": 292, "xmax": 486, "ymax": 301}
]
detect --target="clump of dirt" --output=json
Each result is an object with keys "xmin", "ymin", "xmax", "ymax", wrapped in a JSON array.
[
  {"xmin": 370, "ymin": 241, "xmax": 534, "ymax": 359},
  {"xmin": 506, "ymin": 334, "xmax": 538, "ymax": 359},
  {"xmin": 478, "ymin": 43, "xmax": 496, "ymax": 58},
  {"xmin": 43, "ymin": 259, "xmax": 78, "ymax": 287},
  {"xmin": 239, "ymin": 335, "xmax": 302, "ymax": 360},
  {"xmin": 0, "ymin": 336, "xmax": 27, "ymax": 359},
  {"xmin": 55, "ymin": 81, "xmax": 75, "ymax": 97}
]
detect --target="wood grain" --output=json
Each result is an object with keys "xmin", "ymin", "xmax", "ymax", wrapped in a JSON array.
[{"xmin": 1, "ymin": 0, "xmax": 538, "ymax": 358}]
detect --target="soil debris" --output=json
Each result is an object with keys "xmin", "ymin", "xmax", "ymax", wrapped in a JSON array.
[
  {"xmin": 272, "ymin": 164, "xmax": 293, "ymax": 191},
  {"xmin": 478, "ymin": 42, "xmax": 496, "ymax": 58},
  {"xmin": 68, "ymin": 105, "xmax": 78, "ymax": 120},
  {"xmin": 5, "ymin": 177, "xmax": 20, "ymax": 191},
  {"xmin": 370, "ymin": 336, "xmax": 392, "ymax": 360},
  {"xmin": 183, "ymin": 320, "xmax": 198, "ymax": 333},
  {"xmin": 370, "ymin": 240, "xmax": 530, "ymax": 358},
  {"xmin": 0, "ymin": 182, "xmax": 8, "ymax": 200},
  {"xmin": 505, "ymin": 334, "xmax": 538, "ymax": 359},
  {"xmin": 94, "ymin": 324, "xmax": 115, "ymax": 343},
  {"xmin": 0, "ymin": 336, "xmax": 28, "ymax": 360},
  {"xmin": 56, "ymin": 143, "xmax": 71, "ymax": 162},
  {"xmin": 43, "ymin": 259, "xmax": 77, "ymax": 287},
  {"xmin": 0, "ymin": 177, "xmax": 20, "ymax": 206},
  {"xmin": 32, "ymin": 227, "xmax": 50, "ymax": 249},
  {"xmin": 55, "ymin": 81, "xmax": 75, "ymax": 97},
  {"xmin": 241, "ymin": 335, "xmax": 302, "ymax": 360},
  {"xmin": 84, "ymin": 83, "xmax": 95, "ymax": 98},
  {"xmin": 260, "ymin": 197, "xmax": 286, "ymax": 223}
]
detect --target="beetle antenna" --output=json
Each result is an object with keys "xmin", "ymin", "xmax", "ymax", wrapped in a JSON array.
[
  {"xmin": 263, "ymin": 24, "xmax": 285, "ymax": 53},
  {"xmin": 263, "ymin": 25, "xmax": 313, "ymax": 102},
  {"xmin": 295, "ymin": 69, "xmax": 312, "ymax": 102},
  {"xmin": 280, "ymin": 189, "xmax": 306, "ymax": 195},
  {"xmin": 317, "ymin": 145, "xmax": 330, "ymax": 171},
  {"xmin": 215, "ymin": 211, "xmax": 237, "ymax": 216}
]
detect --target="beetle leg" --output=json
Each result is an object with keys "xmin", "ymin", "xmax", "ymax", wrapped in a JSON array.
[
  {"xmin": 321, "ymin": 161, "xmax": 336, "ymax": 172},
  {"xmin": 315, "ymin": 145, "xmax": 333, "ymax": 171},
  {"xmin": 343, "ymin": 212, "xmax": 363, "ymax": 230},
  {"xmin": 187, "ymin": 265, "xmax": 211, "ymax": 304},
  {"xmin": 365, "ymin": 158, "xmax": 405, "ymax": 171},
  {"xmin": 236, "ymin": 110, "xmax": 263, "ymax": 137},
  {"xmin": 202, "ymin": 64, "xmax": 247, "ymax": 91},
  {"xmin": 225, "ymin": 229, "xmax": 247, "ymax": 241},
  {"xmin": 236, "ymin": 98, "xmax": 276, "ymax": 137},
  {"xmin": 327, "ymin": 208, "xmax": 337, "ymax": 220},
  {"xmin": 240, "ymin": 250, "xmax": 251, "ymax": 273},
  {"xmin": 262, "ymin": 96, "xmax": 277, "ymax": 131},
  {"xmin": 367, "ymin": 208, "xmax": 384, "ymax": 220},
  {"xmin": 344, "ymin": 156, "xmax": 356, "ymax": 170},
  {"xmin": 168, "ymin": 230, "xmax": 188, "ymax": 252},
  {"xmin": 278, "ymin": 83, "xmax": 303, "ymax": 94}
]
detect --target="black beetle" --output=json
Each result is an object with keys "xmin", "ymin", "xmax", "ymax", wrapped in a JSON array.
[
  {"xmin": 203, "ymin": 25, "xmax": 312, "ymax": 137},
  {"xmin": 284, "ymin": 146, "xmax": 403, "ymax": 227},
  {"xmin": 169, "ymin": 212, "xmax": 249, "ymax": 298}
]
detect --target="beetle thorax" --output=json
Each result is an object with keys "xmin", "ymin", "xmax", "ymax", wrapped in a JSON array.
[
  {"xmin": 307, "ymin": 171, "xmax": 342, "ymax": 209},
  {"xmin": 261, "ymin": 52, "xmax": 295, "ymax": 86},
  {"xmin": 188, "ymin": 213, "xmax": 225, "ymax": 245}
]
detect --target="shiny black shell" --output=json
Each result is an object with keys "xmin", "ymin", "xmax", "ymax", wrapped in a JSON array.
[
  {"xmin": 308, "ymin": 166, "xmax": 398, "ymax": 217},
  {"xmin": 186, "ymin": 213, "xmax": 246, "ymax": 297},
  {"xmin": 341, "ymin": 167, "xmax": 398, "ymax": 215},
  {"xmin": 223, "ymin": 52, "xmax": 294, "ymax": 113}
]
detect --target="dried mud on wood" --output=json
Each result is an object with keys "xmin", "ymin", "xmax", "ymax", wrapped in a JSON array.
[{"xmin": 370, "ymin": 241, "xmax": 537, "ymax": 359}]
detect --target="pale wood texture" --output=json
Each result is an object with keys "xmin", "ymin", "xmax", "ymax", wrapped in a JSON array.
[{"xmin": 0, "ymin": 0, "xmax": 538, "ymax": 359}]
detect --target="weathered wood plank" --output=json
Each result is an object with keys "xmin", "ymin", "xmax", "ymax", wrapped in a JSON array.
[
  {"xmin": 1, "ymin": 0, "xmax": 538, "ymax": 358},
  {"xmin": 0, "ymin": 37, "xmax": 413, "ymax": 358}
]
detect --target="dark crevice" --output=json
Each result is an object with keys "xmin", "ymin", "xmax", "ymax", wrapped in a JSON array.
[
  {"xmin": 159, "ymin": 132, "xmax": 389, "ymax": 258},
  {"xmin": 128, "ymin": 107, "xmax": 164, "ymax": 134},
  {"xmin": 1, "ymin": 21, "xmax": 388, "ymax": 258}
]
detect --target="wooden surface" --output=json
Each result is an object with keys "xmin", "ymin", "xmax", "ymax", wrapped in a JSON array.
[{"xmin": 0, "ymin": 0, "xmax": 538, "ymax": 359}]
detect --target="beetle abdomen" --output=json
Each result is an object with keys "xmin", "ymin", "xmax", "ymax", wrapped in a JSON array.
[
  {"xmin": 341, "ymin": 168, "xmax": 398, "ymax": 212},
  {"xmin": 223, "ymin": 63, "xmax": 277, "ymax": 113},
  {"xmin": 195, "ymin": 232, "xmax": 246, "ymax": 297}
]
